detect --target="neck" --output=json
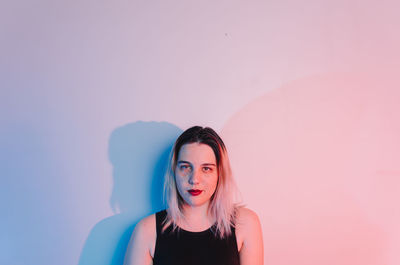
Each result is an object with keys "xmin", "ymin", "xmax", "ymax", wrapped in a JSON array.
[{"xmin": 180, "ymin": 202, "xmax": 214, "ymax": 231}]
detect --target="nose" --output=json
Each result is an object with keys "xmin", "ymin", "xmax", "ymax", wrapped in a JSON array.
[{"xmin": 188, "ymin": 169, "xmax": 201, "ymax": 185}]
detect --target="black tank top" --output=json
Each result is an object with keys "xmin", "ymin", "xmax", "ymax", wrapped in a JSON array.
[{"xmin": 153, "ymin": 210, "xmax": 240, "ymax": 265}]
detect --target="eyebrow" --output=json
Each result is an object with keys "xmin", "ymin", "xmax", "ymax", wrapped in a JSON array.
[
  {"xmin": 202, "ymin": 163, "xmax": 216, "ymax": 167},
  {"xmin": 177, "ymin": 160, "xmax": 216, "ymax": 167}
]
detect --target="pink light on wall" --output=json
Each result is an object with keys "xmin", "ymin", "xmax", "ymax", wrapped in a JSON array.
[{"xmin": 222, "ymin": 70, "xmax": 400, "ymax": 265}]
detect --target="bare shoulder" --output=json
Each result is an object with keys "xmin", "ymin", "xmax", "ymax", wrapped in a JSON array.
[
  {"xmin": 124, "ymin": 214, "xmax": 156, "ymax": 265},
  {"xmin": 236, "ymin": 207, "xmax": 261, "ymax": 228},
  {"xmin": 134, "ymin": 214, "xmax": 156, "ymax": 237},
  {"xmin": 235, "ymin": 207, "xmax": 263, "ymax": 265},
  {"xmin": 133, "ymin": 214, "xmax": 157, "ymax": 254}
]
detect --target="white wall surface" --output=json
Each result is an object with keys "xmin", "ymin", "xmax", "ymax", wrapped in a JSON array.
[{"xmin": 1, "ymin": 1, "xmax": 399, "ymax": 265}]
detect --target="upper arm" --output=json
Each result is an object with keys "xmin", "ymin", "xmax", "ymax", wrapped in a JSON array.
[
  {"xmin": 236, "ymin": 208, "xmax": 264, "ymax": 265},
  {"xmin": 124, "ymin": 214, "xmax": 156, "ymax": 265}
]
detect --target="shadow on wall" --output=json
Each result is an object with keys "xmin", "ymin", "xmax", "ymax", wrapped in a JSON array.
[{"xmin": 79, "ymin": 121, "xmax": 182, "ymax": 265}]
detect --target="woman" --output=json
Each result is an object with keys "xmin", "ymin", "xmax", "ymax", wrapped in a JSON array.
[{"xmin": 124, "ymin": 126, "xmax": 263, "ymax": 265}]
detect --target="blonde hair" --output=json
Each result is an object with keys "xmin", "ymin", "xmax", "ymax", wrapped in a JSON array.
[{"xmin": 162, "ymin": 126, "xmax": 241, "ymax": 239}]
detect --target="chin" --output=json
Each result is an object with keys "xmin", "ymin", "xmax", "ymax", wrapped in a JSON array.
[
  {"xmin": 184, "ymin": 198, "xmax": 209, "ymax": 207},
  {"xmin": 192, "ymin": 202, "xmax": 208, "ymax": 207}
]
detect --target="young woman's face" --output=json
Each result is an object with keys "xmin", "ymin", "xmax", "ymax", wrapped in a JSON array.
[{"xmin": 175, "ymin": 143, "xmax": 219, "ymax": 208}]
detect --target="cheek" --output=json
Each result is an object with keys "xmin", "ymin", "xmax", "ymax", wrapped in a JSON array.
[
  {"xmin": 175, "ymin": 176, "xmax": 186, "ymax": 194},
  {"xmin": 208, "ymin": 174, "xmax": 219, "ymax": 191}
]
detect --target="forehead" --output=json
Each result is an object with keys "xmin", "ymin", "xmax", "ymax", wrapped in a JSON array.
[{"xmin": 177, "ymin": 143, "xmax": 216, "ymax": 163}]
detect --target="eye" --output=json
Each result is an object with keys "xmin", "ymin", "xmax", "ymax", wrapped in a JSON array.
[
  {"xmin": 179, "ymin": 164, "xmax": 191, "ymax": 170},
  {"xmin": 203, "ymin": 167, "xmax": 213, "ymax": 172}
]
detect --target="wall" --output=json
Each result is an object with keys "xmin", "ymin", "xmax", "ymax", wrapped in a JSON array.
[{"xmin": 1, "ymin": 1, "xmax": 399, "ymax": 264}]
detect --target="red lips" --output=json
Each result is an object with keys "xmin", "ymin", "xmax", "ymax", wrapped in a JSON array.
[{"xmin": 188, "ymin": 189, "xmax": 202, "ymax": 196}]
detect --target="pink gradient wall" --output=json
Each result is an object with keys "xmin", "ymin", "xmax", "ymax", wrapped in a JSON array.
[
  {"xmin": 222, "ymin": 70, "xmax": 400, "ymax": 265},
  {"xmin": 1, "ymin": 0, "xmax": 399, "ymax": 264}
]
